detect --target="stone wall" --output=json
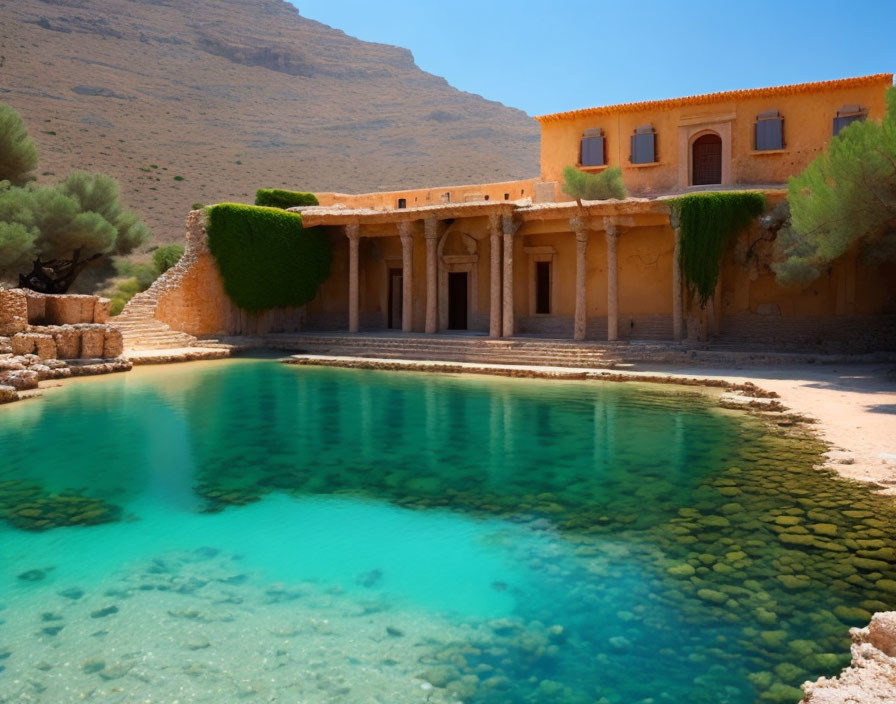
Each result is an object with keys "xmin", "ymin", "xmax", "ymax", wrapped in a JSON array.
[
  {"xmin": 0, "ymin": 289, "xmax": 124, "ymax": 360},
  {"xmin": 130, "ymin": 210, "xmax": 306, "ymax": 338}
]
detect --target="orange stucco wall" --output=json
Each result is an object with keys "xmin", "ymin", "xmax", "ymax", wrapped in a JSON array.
[
  {"xmin": 538, "ymin": 74, "xmax": 892, "ymax": 198},
  {"xmin": 315, "ymin": 179, "xmax": 538, "ymax": 211}
]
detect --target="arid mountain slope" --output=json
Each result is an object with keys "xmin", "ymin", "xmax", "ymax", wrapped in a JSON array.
[{"xmin": 0, "ymin": 0, "xmax": 540, "ymax": 243}]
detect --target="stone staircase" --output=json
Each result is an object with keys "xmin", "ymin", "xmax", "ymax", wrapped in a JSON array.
[
  {"xmin": 213, "ymin": 333, "xmax": 629, "ymax": 369},
  {"xmin": 111, "ymin": 292, "xmax": 198, "ymax": 351}
]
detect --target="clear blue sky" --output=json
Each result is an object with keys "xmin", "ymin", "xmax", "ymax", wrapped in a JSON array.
[{"xmin": 290, "ymin": 0, "xmax": 895, "ymax": 116}]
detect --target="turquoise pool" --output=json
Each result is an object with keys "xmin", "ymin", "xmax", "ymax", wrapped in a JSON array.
[{"xmin": 1, "ymin": 357, "xmax": 894, "ymax": 703}]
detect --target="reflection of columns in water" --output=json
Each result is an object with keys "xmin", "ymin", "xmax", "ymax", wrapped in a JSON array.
[
  {"xmin": 488, "ymin": 392, "xmax": 504, "ymax": 484},
  {"xmin": 502, "ymin": 389, "xmax": 515, "ymax": 458},
  {"xmin": 424, "ymin": 381, "xmax": 438, "ymax": 472},
  {"xmin": 359, "ymin": 383, "xmax": 373, "ymax": 462},
  {"xmin": 593, "ymin": 400, "xmax": 605, "ymax": 470},
  {"xmin": 145, "ymin": 404, "xmax": 197, "ymax": 511},
  {"xmin": 674, "ymin": 412, "xmax": 685, "ymax": 474}
]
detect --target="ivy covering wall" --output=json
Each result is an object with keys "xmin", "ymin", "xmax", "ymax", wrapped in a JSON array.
[
  {"xmin": 671, "ymin": 192, "xmax": 766, "ymax": 305},
  {"xmin": 206, "ymin": 204, "xmax": 331, "ymax": 312},
  {"xmin": 254, "ymin": 189, "xmax": 319, "ymax": 209}
]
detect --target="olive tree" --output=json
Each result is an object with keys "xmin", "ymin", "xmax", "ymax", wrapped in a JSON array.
[{"xmin": 561, "ymin": 165, "xmax": 627, "ymax": 206}]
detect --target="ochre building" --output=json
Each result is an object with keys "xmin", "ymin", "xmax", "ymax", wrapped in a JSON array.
[{"xmin": 150, "ymin": 74, "xmax": 896, "ymax": 350}]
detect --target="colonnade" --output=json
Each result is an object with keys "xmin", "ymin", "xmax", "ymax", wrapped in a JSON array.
[{"xmin": 344, "ymin": 214, "xmax": 684, "ymax": 341}]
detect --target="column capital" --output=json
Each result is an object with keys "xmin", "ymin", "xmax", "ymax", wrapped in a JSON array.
[
  {"xmin": 488, "ymin": 213, "xmax": 502, "ymax": 235},
  {"xmin": 345, "ymin": 222, "xmax": 360, "ymax": 241},
  {"xmin": 502, "ymin": 214, "xmax": 520, "ymax": 236},
  {"xmin": 398, "ymin": 220, "xmax": 413, "ymax": 241},
  {"xmin": 602, "ymin": 217, "xmax": 618, "ymax": 238},
  {"xmin": 570, "ymin": 216, "xmax": 590, "ymax": 242},
  {"xmin": 424, "ymin": 217, "xmax": 442, "ymax": 240}
]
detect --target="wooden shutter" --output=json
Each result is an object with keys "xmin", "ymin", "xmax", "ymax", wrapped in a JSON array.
[
  {"xmin": 631, "ymin": 125, "xmax": 655, "ymax": 164},
  {"xmin": 833, "ymin": 106, "xmax": 866, "ymax": 135},
  {"xmin": 755, "ymin": 111, "xmax": 783, "ymax": 150},
  {"xmin": 581, "ymin": 136, "xmax": 605, "ymax": 166}
]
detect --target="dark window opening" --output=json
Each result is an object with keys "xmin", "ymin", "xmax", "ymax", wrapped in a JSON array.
[
  {"xmin": 535, "ymin": 261, "xmax": 551, "ymax": 314},
  {"xmin": 504, "ymin": 193, "xmax": 510, "ymax": 200},
  {"xmin": 755, "ymin": 110, "xmax": 784, "ymax": 150},
  {"xmin": 397, "ymin": 198, "xmax": 406, "ymax": 209},
  {"xmin": 630, "ymin": 125, "xmax": 656, "ymax": 164},
  {"xmin": 447, "ymin": 272, "xmax": 468, "ymax": 330},
  {"xmin": 833, "ymin": 105, "xmax": 867, "ymax": 136},
  {"xmin": 691, "ymin": 133, "xmax": 722, "ymax": 186},
  {"xmin": 387, "ymin": 268, "xmax": 403, "ymax": 329},
  {"xmin": 580, "ymin": 127, "xmax": 605, "ymax": 166},
  {"xmin": 484, "ymin": 195, "xmax": 489, "ymax": 201}
]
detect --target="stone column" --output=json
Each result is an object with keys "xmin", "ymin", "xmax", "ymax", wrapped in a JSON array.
[
  {"xmin": 670, "ymin": 210, "xmax": 683, "ymax": 341},
  {"xmin": 501, "ymin": 215, "xmax": 518, "ymax": 337},
  {"xmin": 424, "ymin": 218, "xmax": 439, "ymax": 334},
  {"xmin": 488, "ymin": 214, "xmax": 502, "ymax": 338},
  {"xmin": 346, "ymin": 223, "xmax": 360, "ymax": 333},
  {"xmin": 399, "ymin": 221, "xmax": 413, "ymax": 333},
  {"xmin": 571, "ymin": 216, "xmax": 589, "ymax": 341},
  {"xmin": 603, "ymin": 218, "xmax": 618, "ymax": 342}
]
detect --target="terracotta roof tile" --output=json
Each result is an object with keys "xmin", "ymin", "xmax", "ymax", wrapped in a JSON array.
[{"xmin": 534, "ymin": 74, "xmax": 893, "ymax": 124}]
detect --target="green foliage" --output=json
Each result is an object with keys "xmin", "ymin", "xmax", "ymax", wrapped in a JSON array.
[
  {"xmin": 254, "ymin": 188, "xmax": 319, "ymax": 209},
  {"xmin": 561, "ymin": 165, "xmax": 627, "ymax": 202},
  {"xmin": 107, "ymin": 277, "xmax": 142, "ymax": 315},
  {"xmin": 152, "ymin": 244, "xmax": 184, "ymax": 275},
  {"xmin": 777, "ymin": 87, "xmax": 896, "ymax": 285},
  {"xmin": 671, "ymin": 192, "xmax": 766, "ymax": 306},
  {"xmin": 0, "ymin": 103, "xmax": 39, "ymax": 185},
  {"xmin": 0, "ymin": 171, "xmax": 151, "ymax": 288},
  {"xmin": 206, "ymin": 204, "xmax": 331, "ymax": 312}
]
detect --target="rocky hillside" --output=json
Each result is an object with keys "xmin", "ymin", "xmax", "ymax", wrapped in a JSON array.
[{"xmin": 0, "ymin": 0, "xmax": 540, "ymax": 243}]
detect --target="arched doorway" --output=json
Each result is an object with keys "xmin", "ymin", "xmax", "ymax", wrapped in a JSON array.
[{"xmin": 691, "ymin": 133, "xmax": 722, "ymax": 185}]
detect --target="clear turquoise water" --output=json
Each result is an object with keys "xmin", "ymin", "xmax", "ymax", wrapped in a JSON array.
[{"xmin": 1, "ymin": 357, "xmax": 895, "ymax": 704}]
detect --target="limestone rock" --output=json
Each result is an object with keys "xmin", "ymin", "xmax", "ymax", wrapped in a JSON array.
[
  {"xmin": 78, "ymin": 325, "xmax": 106, "ymax": 359},
  {"xmin": 0, "ymin": 289, "xmax": 28, "ymax": 335},
  {"xmin": 32, "ymin": 334, "xmax": 57, "ymax": 360},
  {"xmin": 94, "ymin": 297, "xmax": 111, "ymax": 324},
  {"xmin": 103, "ymin": 328, "xmax": 124, "ymax": 359},
  {"xmin": 0, "ymin": 385, "xmax": 17, "ymax": 404},
  {"xmin": 0, "ymin": 369, "xmax": 39, "ymax": 391},
  {"xmin": 10, "ymin": 334, "xmax": 35, "ymax": 356},
  {"xmin": 53, "ymin": 327, "xmax": 80, "ymax": 359},
  {"xmin": 801, "ymin": 611, "xmax": 896, "ymax": 703}
]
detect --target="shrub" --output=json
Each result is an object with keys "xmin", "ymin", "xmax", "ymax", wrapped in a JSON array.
[
  {"xmin": 206, "ymin": 203, "xmax": 331, "ymax": 312},
  {"xmin": 670, "ymin": 192, "xmax": 766, "ymax": 306},
  {"xmin": 254, "ymin": 188, "xmax": 319, "ymax": 209},
  {"xmin": 0, "ymin": 102, "xmax": 39, "ymax": 185},
  {"xmin": 152, "ymin": 244, "xmax": 184, "ymax": 274},
  {"xmin": 561, "ymin": 165, "xmax": 627, "ymax": 203}
]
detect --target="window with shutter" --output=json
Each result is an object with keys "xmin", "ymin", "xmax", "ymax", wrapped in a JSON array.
[
  {"xmin": 630, "ymin": 125, "xmax": 656, "ymax": 164},
  {"xmin": 833, "ymin": 105, "xmax": 867, "ymax": 136},
  {"xmin": 580, "ymin": 128, "xmax": 605, "ymax": 166},
  {"xmin": 755, "ymin": 110, "xmax": 784, "ymax": 150}
]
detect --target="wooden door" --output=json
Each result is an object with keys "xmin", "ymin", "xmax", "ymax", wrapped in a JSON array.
[{"xmin": 692, "ymin": 134, "xmax": 722, "ymax": 185}]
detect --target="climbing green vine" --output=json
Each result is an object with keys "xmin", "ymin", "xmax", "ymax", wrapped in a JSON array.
[
  {"xmin": 206, "ymin": 203, "xmax": 331, "ymax": 312},
  {"xmin": 671, "ymin": 192, "xmax": 766, "ymax": 306}
]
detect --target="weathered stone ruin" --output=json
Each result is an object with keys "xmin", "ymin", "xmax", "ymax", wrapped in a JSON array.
[{"xmin": 0, "ymin": 288, "xmax": 130, "ymax": 404}]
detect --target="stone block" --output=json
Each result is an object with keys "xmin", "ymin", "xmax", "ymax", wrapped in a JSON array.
[
  {"xmin": 0, "ymin": 369, "xmax": 39, "ymax": 391},
  {"xmin": 103, "ymin": 328, "xmax": 124, "ymax": 359},
  {"xmin": 0, "ymin": 289, "xmax": 28, "ymax": 335},
  {"xmin": 79, "ymin": 327, "xmax": 106, "ymax": 359},
  {"xmin": 44, "ymin": 295, "xmax": 98, "ymax": 325},
  {"xmin": 94, "ymin": 298, "xmax": 111, "ymax": 324},
  {"xmin": 10, "ymin": 334, "xmax": 36, "ymax": 356},
  {"xmin": 0, "ymin": 385, "xmax": 17, "ymax": 404},
  {"xmin": 32, "ymin": 334, "xmax": 57, "ymax": 360},
  {"xmin": 53, "ymin": 328, "xmax": 81, "ymax": 359},
  {"xmin": 0, "ymin": 336, "xmax": 10, "ymax": 354},
  {"xmin": 24, "ymin": 291, "xmax": 47, "ymax": 323}
]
